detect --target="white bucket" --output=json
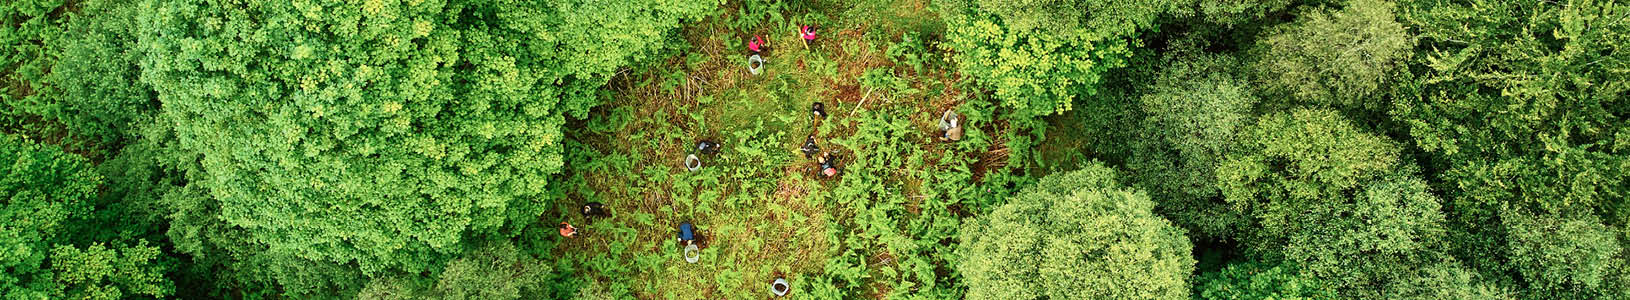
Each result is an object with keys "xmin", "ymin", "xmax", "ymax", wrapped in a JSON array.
[
  {"xmin": 685, "ymin": 154, "xmax": 701, "ymax": 172},
  {"xmin": 772, "ymin": 278, "xmax": 789, "ymax": 296},
  {"xmin": 748, "ymin": 55, "xmax": 765, "ymax": 75},
  {"xmin": 684, "ymin": 244, "xmax": 700, "ymax": 263}
]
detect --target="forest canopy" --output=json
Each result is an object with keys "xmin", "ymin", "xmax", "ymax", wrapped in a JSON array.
[{"xmin": 2, "ymin": 0, "xmax": 1625, "ymax": 299}]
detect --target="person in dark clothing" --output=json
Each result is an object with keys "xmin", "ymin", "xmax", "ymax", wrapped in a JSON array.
[
  {"xmin": 697, "ymin": 140, "xmax": 721, "ymax": 155},
  {"xmin": 811, "ymin": 102, "xmax": 826, "ymax": 120},
  {"xmin": 800, "ymin": 135, "xmax": 821, "ymax": 159},
  {"xmin": 817, "ymin": 151, "xmax": 839, "ymax": 178},
  {"xmin": 677, "ymin": 222, "xmax": 697, "ymax": 247},
  {"xmin": 582, "ymin": 202, "xmax": 609, "ymax": 218}
]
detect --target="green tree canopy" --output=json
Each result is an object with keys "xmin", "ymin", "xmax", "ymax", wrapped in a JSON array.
[
  {"xmin": 959, "ymin": 163, "xmax": 1195, "ymax": 299},
  {"xmin": 1504, "ymin": 212, "xmax": 1628, "ymax": 298},
  {"xmin": 4, "ymin": 0, "xmax": 154, "ymax": 146},
  {"xmin": 942, "ymin": 0, "xmax": 1192, "ymax": 119},
  {"xmin": 1, "ymin": 134, "xmax": 102, "ymax": 298},
  {"xmin": 1195, "ymin": 260, "xmax": 1334, "ymax": 300},
  {"xmin": 1130, "ymin": 53, "xmax": 1255, "ymax": 240},
  {"xmin": 1219, "ymin": 109, "xmax": 1496, "ymax": 298},
  {"xmin": 138, "ymin": 0, "xmax": 711, "ymax": 296},
  {"xmin": 0, "ymin": 134, "xmax": 171, "ymax": 299},
  {"xmin": 1196, "ymin": 0, "xmax": 1292, "ymax": 26},
  {"xmin": 1254, "ymin": 0, "xmax": 1412, "ymax": 109},
  {"xmin": 1395, "ymin": 0, "xmax": 1629, "ymax": 297}
]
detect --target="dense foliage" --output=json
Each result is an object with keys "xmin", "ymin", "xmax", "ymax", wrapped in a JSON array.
[
  {"xmin": 1, "ymin": 135, "xmax": 171, "ymax": 299},
  {"xmin": 941, "ymin": 0, "xmax": 1188, "ymax": 119},
  {"xmin": 960, "ymin": 164, "xmax": 1195, "ymax": 299},
  {"xmin": 2, "ymin": 0, "xmax": 1625, "ymax": 299}
]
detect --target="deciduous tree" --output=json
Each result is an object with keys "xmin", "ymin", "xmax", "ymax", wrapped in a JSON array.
[
  {"xmin": 959, "ymin": 163, "xmax": 1195, "ymax": 299},
  {"xmin": 1255, "ymin": 0, "xmax": 1412, "ymax": 109},
  {"xmin": 137, "ymin": 0, "xmax": 712, "ymax": 296}
]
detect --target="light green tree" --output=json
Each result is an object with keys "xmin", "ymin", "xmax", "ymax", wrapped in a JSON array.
[
  {"xmin": 942, "ymin": 0, "xmax": 1192, "ymax": 119},
  {"xmin": 1219, "ymin": 109, "xmax": 1499, "ymax": 298},
  {"xmin": 959, "ymin": 163, "xmax": 1195, "ymax": 299},
  {"xmin": 137, "ymin": 0, "xmax": 713, "ymax": 296},
  {"xmin": 1255, "ymin": 0, "xmax": 1412, "ymax": 109}
]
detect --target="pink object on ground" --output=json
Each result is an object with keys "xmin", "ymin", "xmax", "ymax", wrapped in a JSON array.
[
  {"xmin": 749, "ymin": 36, "xmax": 764, "ymax": 52},
  {"xmin": 822, "ymin": 167, "xmax": 836, "ymax": 177},
  {"xmin": 801, "ymin": 26, "xmax": 816, "ymax": 41}
]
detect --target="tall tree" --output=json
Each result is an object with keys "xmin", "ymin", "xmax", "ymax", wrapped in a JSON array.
[
  {"xmin": 1395, "ymin": 0, "xmax": 1629, "ymax": 297},
  {"xmin": 959, "ymin": 163, "xmax": 1195, "ymax": 299},
  {"xmin": 137, "ymin": 0, "xmax": 712, "ymax": 296},
  {"xmin": 1219, "ymin": 109, "xmax": 1496, "ymax": 298},
  {"xmin": 942, "ymin": 0, "xmax": 1193, "ymax": 119},
  {"xmin": 1255, "ymin": 0, "xmax": 1413, "ymax": 110},
  {"xmin": 0, "ymin": 134, "xmax": 171, "ymax": 299}
]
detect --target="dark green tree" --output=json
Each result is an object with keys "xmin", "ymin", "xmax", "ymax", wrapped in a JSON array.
[
  {"xmin": 1129, "ymin": 53, "xmax": 1255, "ymax": 240},
  {"xmin": 959, "ymin": 163, "xmax": 1195, "ymax": 299},
  {"xmin": 0, "ymin": 134, "xmax": 171, "ymax": 299},
  {"xmin": 942, "ymin": 0, "xmax": 1193, "ymax": 119},
  {"xmin": 1395, "ymin": 0, "xmax": 1629, "ymax": 297}
]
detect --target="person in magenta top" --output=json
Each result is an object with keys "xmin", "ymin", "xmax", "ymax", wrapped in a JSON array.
[
  {"xmin": 801, "ymin": 25, "xmax": 816, "ymax": 41},
  {"xmin": 749, "ymin": 35, "xmax": 764, "ymax": 53}
]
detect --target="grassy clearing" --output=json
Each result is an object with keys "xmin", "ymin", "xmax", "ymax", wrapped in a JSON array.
[{"xmin": 543, "ymin": 1, "xmax": 1015, "ymax": 299}]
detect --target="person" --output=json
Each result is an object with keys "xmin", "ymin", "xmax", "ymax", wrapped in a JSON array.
[
  {"xmin": 800, "ymin": 135, "xmax": 821, "ymax": 159},
  {"xmin": 800, "ymin": 25, "xmax": 817, "ymax": 48},
  {"xmin": 941, "ymin": 125, "xmax": 964, "ymax": 142},
  {"xmin": 559, "ymin": 222, "xmax": 577, "ymax": 238},
  {"xmin": 582, "ymin": 202, "xmax": 608, "ymax": 218},
  {"xmin": 811, "ymin": 102, "xmax": 826, "ymax": 120},
  {"xmin": 939, "ymin": 110, "xmax": 964, "ymax": 142},
  {"xmin": 817, "ymin": 151, "xmax": 839, "ymax": 178},
  {"xmin": 697, "ymin": 140, "xmax": 721, "ymax": 155},
  {"xmin": 677, "ymin": 222, "xmax": 696, "ymax": 247},
  {"xmin": 749, "ymin": 35, "xmax": 765, "ymax": 53}
]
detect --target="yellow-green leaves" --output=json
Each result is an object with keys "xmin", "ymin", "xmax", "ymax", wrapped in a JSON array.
[{"xmin": 960, "ymin": 163, "xmax": 1194, "ymax": 300}]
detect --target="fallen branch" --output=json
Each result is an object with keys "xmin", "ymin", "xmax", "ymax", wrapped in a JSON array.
[{"xmin": 849, "ymin": 87, "xmax": 875, "ymax": 118}]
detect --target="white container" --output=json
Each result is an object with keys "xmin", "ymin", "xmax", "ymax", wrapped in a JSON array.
[
  {"xmin": 748, "ymin": 55, "xmax": 765, "ymax": 75},
  {"xmin": 771, "ymin": 278, "xmax": 789, "ymax": 296}
]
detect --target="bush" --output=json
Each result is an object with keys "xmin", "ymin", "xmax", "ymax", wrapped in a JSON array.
[{"xmin": 959, "ymin": 163, "xmax": 1194, "ymax": 299}]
